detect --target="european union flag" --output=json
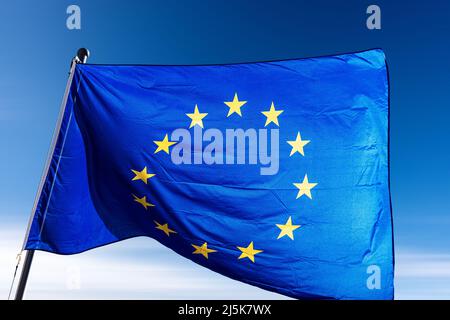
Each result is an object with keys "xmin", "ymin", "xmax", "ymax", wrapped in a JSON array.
[{"xmin": 25, "ymin": 49, "xmax": 394, "ymax": 299}]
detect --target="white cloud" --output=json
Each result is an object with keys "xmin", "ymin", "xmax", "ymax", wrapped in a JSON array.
[
  {"xmin": 394, "ymin": 250, "xmax": 450, "ymax": 299},
  {"xmin": 396, "ymin": 253, "xmax": 450, "ymax": 277}
]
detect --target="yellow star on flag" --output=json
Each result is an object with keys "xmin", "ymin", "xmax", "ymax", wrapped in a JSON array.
[
  {"xmin": 192, "ymin": 242, "xmax": 217, "ymax": 259},
  {"xmin": 224, "ymin": 93, "xmax": 247, "ymax": 117},
  {"xmin": 293, "ymin": 174, "xmax": 318, "ymax": 199},
  {"xmin": 186, "ymin": 104, "xmax": 208, "ymax": 128},
  {"xmin": 132, "ymin": 194, "xmax": 155, "ymax": 209},
  {"xmin": 237, "ymin": 241, "xmax": 263, "ymax": 263},
  {"xmin": 287, "ymin": 132, "xmax": 310, "ymax": 156},
  {"xmin": 154, "ymin": 220, "xmax": 177, "ymax": 236},
  {"xmin": 276, "ymin": 216, "xmax": 301, "ymax": 240},
  {"xmin": 261, "ymin": 102, "xmax": 284, "ymax": 126},
  {"xmin": 131, "ymin": 166, "xmax": 155, "ymax": 184},
  {"xmin": 154, "ymin": 134, "xmax": 176, "ymax": 154}
]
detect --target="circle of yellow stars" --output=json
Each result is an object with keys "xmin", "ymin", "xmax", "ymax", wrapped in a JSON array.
[{"xmin": 130, "ymin": 92, "xmax": 318, "ymax": 263}]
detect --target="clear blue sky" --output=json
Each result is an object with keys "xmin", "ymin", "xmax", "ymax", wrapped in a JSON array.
[{"xmin": 1, "ymin": 0, "xmax": 449, "ymax": 299}]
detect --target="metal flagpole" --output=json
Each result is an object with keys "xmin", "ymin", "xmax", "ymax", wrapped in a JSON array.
[{"xmin": 13, "ymin": 48, "xmax": 90, "ymax": 300}]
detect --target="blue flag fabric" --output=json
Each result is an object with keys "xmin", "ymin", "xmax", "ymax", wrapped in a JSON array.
[{"xmin": 25, "ymin": 49, "xmax": 394, "ymax": 299}]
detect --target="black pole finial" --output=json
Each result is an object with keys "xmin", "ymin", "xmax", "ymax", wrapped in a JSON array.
[{"xmin": 76, "ymin": 48, "xmax": 90, "ymax": 64}]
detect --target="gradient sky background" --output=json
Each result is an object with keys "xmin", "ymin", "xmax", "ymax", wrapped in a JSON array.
[{"xmin": 1, "ymin": 0, "xmax": 450, "ymax": 299}]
